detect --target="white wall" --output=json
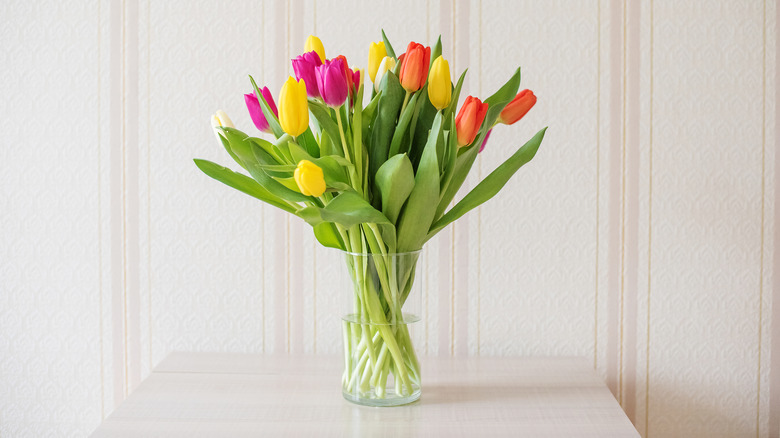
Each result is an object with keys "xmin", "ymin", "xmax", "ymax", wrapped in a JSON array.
[{"xmin": 0, "ymin": 1, "xmax": 776, "ymax": 437}]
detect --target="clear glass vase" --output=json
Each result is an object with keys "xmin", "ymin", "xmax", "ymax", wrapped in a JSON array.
[{"xmin": 337, "ymin": 250, "xmax": 423, "ymax": 407}]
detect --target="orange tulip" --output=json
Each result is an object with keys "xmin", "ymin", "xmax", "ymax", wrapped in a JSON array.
[
  {"xmin": 455, "ymin": 96, "xmax": 489, "ymax": 147},
  {"xmin": 398, "ymin": 42, "xmax": 431, "ymax": 92},
  {"xmin": 498, "ymin": 89, "xmax": 536, "ymax": 125}
]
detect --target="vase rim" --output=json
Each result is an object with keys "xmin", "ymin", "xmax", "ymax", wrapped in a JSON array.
[{"xmin": 337, "ymin": 248, "xmax": 423, "ymax": 257}]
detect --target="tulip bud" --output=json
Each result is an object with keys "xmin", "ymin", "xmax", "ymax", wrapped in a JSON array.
[
  {"xmin": 315, "ymin": 58, "xmax": 349, "ymax": 107},
  {"xmin": 374, "ymin": 56, "xmax": 396, "ymax": 92},
  {"xmin": 244, "ymin": 86, "xmax": 278, "ymax": 133},
  {"xmin": 292, "ymin": 51, "xmax": 323, "ymax": 98},
  {"xmin": 427, "ymin": 56, "xmax": 451, "ymax": 110},
  {"xmin": 305, "ymin": 35, "xmax": 326, "ymax": 63},
  {"xmin": 455, "ymin": 96, "xmax": 489, "ymax": 147},
  {"xmin": 210, "ymin": 110, "xmax": 234, "ymax": 141},
  {"xmin": 398, "ymin": 41, "xmax": 431, "ymax": 92},
  {"xmin": 368, "ymin": 41, "xmax": 387, "ymax": 83},
  {"xmin": 499, "ymin": 89, "xmax": 537, "ymax": 125},
  {"xmin": 294, "ymin": 160, "xmax": 326, "ymax": 197},
  {"xmin": 279, "ymin": 76, "xmax": 309, "ymax": 137}
]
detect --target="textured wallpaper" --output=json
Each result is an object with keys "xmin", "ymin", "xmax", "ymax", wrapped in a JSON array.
[{"xmin": 0, "ymin": 1, "xmax": 776, "ymax": 437}]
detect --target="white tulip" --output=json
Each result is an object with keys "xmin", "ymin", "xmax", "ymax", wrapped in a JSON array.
[
  {"xmin": 374, "ymin": 56, "xmax": 397, "ymax": 92},
  {"xmin": 210, "ymin": 109, "xmax": 234, "ymax": 141}
]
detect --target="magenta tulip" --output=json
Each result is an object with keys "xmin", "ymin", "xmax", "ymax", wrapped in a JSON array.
[
  {"xmin": 315, "ymin": 58, "xmax": 349, "ymax": 107},
  {"xmin": 292, "ymin": 51, "xmax": 322, "ymax": 98},
  {"xmin": 244, "ymin": 86, "xmax": 278, "ymax": 133}
]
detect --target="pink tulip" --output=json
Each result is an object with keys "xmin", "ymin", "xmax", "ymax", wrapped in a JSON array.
[
  {"xmin": 244, "ymin": 86, "xmax": 278, "ymax": 133},
  {"xmin": 292, "ymin": 51, "xmax": 323, "ymax": 98},
  {"xmin": 315, "ymin": 58, "xmax": 349, "ymax": 107}
]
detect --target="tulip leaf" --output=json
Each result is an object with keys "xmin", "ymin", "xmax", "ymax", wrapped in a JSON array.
[
  {"xmin": 309, "ymin": 100, "xmax": 341, "ymax": 147},
  {"xmin": 194, "ymin": 159, "xmax": 296, "ymax": 213},
  {"xmin": 396, "ymin": 112, "xmax": 442, "ymax": 252},
  {"xmin": 443, "ymin": 69, "xmax": 468, "ymax": 129},
  {"xmin": 352, "ymin": 84, "xmax": 365, "ymax": 187},
  {"xmin": 388, "ymin": 93, "xmax": 418, "ymax": 157},
  {"xmin": 225, "ymin": 130, "xmax": 312, "ymax": 203},
  {"xmin": 428, "ymin": 127, "xmax": 547, "ymax": 239},
  {"xmin": 381, "ymin": 29, "xmax": 396, "ymax": 59},
  {"xmin": 216, "ymin": 129, "xmax": 246, "ymax": 169},
  {"xmin": 409, "ymin": 85, "xmax": 437, "ymax": 169},
  {"xmin": 369, "ymin": 71, "xmax": 405, "ymax": 179},
  {"xmin": 249, "ymin": 75, "xmax": 284, "ymax": 138},
  {"xmin": 375, "ymin": 153, "xmax": 415, "ymax": 224},
  {"xmin": 480, "ymin": 67, "xmax": 522, "ymax": 138},
  {"xmin": 298, "ymin": 191, "xmax": 391, "ymax": 229},
  {"xmin": 298, "ymin": 127, "xmax": 320, "ymax": 158},
  {"xmin": 439, "ymin": 113, "xmax": 459, "ymax": 196},
  {"xmin": 247, "ymin": 136, "xmax": 284, "ymax": 163},
  {"xmin": 259, "ymin": 164, "xmax": 295, "ymax": 178},
  {"xmin": 312, "ymin": 222, "xmax": 345, "ymax": 250},
  {"xmin": 436, "ymin": 141, "xmax": 478, "ymax": 220},
  {"xmin": 430, "ymin": 35, "xmax": 442, "ymax": 70}
]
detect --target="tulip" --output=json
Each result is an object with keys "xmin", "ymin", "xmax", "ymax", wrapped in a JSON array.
[
  {"xmin": 498, "ymin": 89, "xmax": 537, "ymax": 125},
  {"xmin": 305, "ymin": 35, "xmax": 326, "ymax": 63},
  {"xmin": 479, "ymin": 128, "xmax": 492, "ymax": 153},
  {"xmin": 294, "ymin": 160, "xmax": 326, "ymax": 197},
  {"xmin": 333, "ymin": 55, "xmax": 354, "ymax": 97},
  {"xmin": 368, "ymin": 41, "xmax": 387, "ymax": 82},
  {"xmin": 398, "ymin": 41, "xmax": 430, "ymax": 92},
  {"xmin": 210, "ymin": 109, "xmax": 234, "ymax": 140},
  {"xmin": 427, "ymin": 56, "xmax": 451, "ymax": 110},
  {"xmin": 455, "ymin": 96, "xmax": 489, "ymax": 147},
  {"xmin": 244, "ymin": 86, "xmax": 278, "ymax": 133},
  {"xmin": 374, "ymin": 56, "xmax": 396, "ymax": 92},
  {"xmin": 279, "ymin": 76, "xmax": 309, "ymax": 137},
  {"xmin": 292, "ymin": 51, "xmax": 323, "ymax": 98},
  {"xmin": 315, "ymin": 58, "xmax": 349, "ymax": 107}
]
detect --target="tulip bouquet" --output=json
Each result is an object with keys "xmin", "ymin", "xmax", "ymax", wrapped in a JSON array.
[{"xmin": 196, "ymin": 31, "xmax": 545, "ymax": 405}]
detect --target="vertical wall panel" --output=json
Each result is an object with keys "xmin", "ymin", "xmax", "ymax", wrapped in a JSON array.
[
  {"xmin": 0, "ymin": 1, "xmax": 105, "ymax": 436},
  {"xmin": 646, "ymin": 2, "xmax": 766, "ymax": 437},
  {"xmin": 478, "ymin": 0, "xmax": 600, "ymax": 357},
  {"xmin": 139, "ymin": 1, "xmax": 268, "ymax": 370}
]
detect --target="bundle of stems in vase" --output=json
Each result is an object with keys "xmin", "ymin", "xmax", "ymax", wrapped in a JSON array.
[{"xmin": 196, "ymin": 31, "xmax": 546, "ymax": 400}]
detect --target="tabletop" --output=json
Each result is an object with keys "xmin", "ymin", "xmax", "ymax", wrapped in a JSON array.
[{"xmin": 90, "ymin": 352, "xmax": 640, "ymax": 437}]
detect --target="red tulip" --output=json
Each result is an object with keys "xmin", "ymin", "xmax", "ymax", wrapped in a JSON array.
[
  {"xmin": 498, "ymin": 89, "xmax": 536, "ymax": 125},
  {"xmin": 455, "ymin": 96, "xmax": 489, "ymax": 147},
  {"xmin": 398, "ymin": 42, "xmax": 431, "ymax": 92}
]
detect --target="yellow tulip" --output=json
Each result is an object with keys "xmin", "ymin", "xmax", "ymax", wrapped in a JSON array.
[
  {"xmin": 427, "ymin": 56, "xmax": 451, "ymax": 110},
  {"xmin": 279, "ymin": 77, "xmax": 309, "ymax": 137},
  {"xmin": 210, "ymin": 109, "xmax": 234, "ymax": 141},
  {"xmin": 294, "ymin": 160, "xmax": 326, "ymax": 197},
  {"xmin": 305, "ymin": 35, "xmax": 326, "ymax": 63},
  {"xmin": 368, "ymin": 41, "xmax": 387, "ymax": 83},
  {"xmin": 373, "ymin": 56, "xmax": 396, "ymax": 92}
]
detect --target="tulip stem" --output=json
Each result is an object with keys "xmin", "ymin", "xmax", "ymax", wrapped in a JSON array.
[
  {"xmin": 400, "ymin": 91, "xmax": 411, "ymax": 115},
  {"xmin": 334, "ymin": 109, "xmax": 360, "ymax": 191}
]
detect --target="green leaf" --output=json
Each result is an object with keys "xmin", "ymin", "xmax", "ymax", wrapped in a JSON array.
[
  {"xmin": 298, "ymin": 191, "xmax": 391, "ymax": 228},
  {"xmin": 396, "ymin": 113, "xmax": 442, "ymax": 252},
  {"xmin": 225, "ymin": 130, "xmax": 312, "ymax": 203},
  {"xmin": 312, "ymin": 222, "xmax": 345, "ymax": 250},
  {"xmin": 388, "ymin": 92, "xmax": 419, "ymax": 157},
  {"xmin": 381, "ymin": 29, "xmax": 396, "ymax": 59},
  {"xmin": 247, "ymin": 136, "xmax": 284, "ymax": 163},
  {"xmin": 249, "ymin": 75, "xmax": 284, "ymax": 138},
  {"xmin": 430, "ymin": 35, "xmax": 442, "ymax": 69},
  {"xmin": 439, "ymin": 113, "xmax": 459, "ymax": 196},
  {"xmin": 369, "ymin": 71, "xmax": 405, "ymax": 178},
  {"xmin": 215, "ymin": 128, "xmax": 245, "ymax": 169},
  {"xmin": 194, "ymin": 159, "xmax": 296, "ymax": 213},
  {"xmin": 436, "ymin": 142, "xmax": 478, "ymax": 220},
  {"xmin": 297, "ymin": 127, "xmax": 320, "ymax": 158},
  {"xmin": 374, "ymin": 154, "xmax": 415, "ymax": 224},
  {"xmin": 428, "ymin": 127, "xmax": 547, "ymax": 239},
  {"xmin": 309, "ymin": 100, "xmax": 341, "ymax": 151},
  {"xmin": 442, "ymin": 69, "xmax": 468, "ymax": 129},
  {"xmin": 409, "ymin": 85, "xmax": 437, "ymax": 169}
]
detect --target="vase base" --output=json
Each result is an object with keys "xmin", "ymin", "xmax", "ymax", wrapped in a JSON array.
[{"xmin": 342, "ymin": 387, "xmax": 421, "ymax": 407}]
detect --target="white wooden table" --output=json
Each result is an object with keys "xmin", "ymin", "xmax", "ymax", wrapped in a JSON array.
[{"xmin": 90, "ymin": 353, "xmax": 639, "ymax": 437}]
